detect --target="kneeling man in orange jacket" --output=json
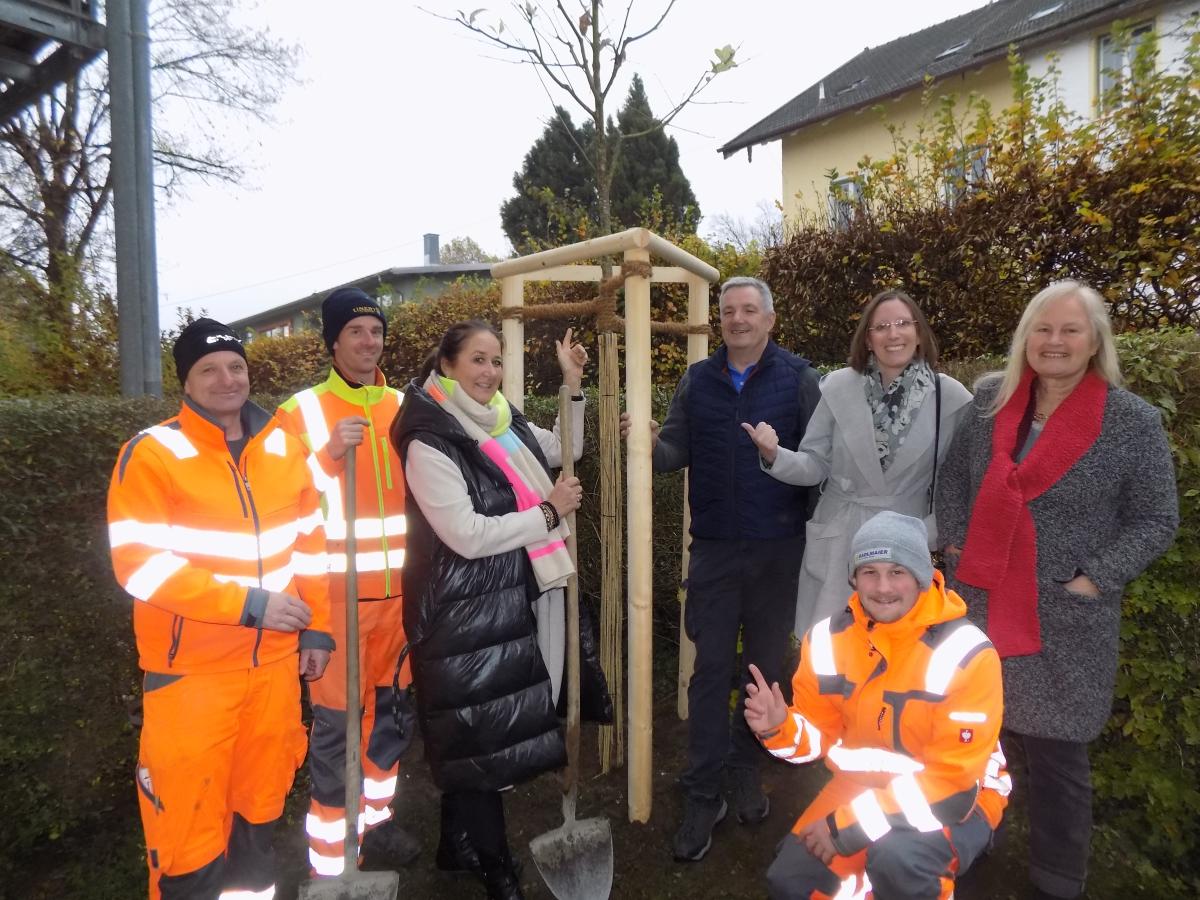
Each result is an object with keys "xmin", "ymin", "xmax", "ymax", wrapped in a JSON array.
[{"xmin": 746, "ymin": 511, "xmax": 1010, "ymax": 900}]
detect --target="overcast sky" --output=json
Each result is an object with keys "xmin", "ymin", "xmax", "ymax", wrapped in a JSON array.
[{"xmin": 154, "ymin": 0, "xmax": 986, "ymax": 326}]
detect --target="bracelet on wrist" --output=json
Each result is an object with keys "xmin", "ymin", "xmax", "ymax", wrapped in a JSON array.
[{"xmin": 538, "ymin": 501, "xmax": 560, "ymax": 532}]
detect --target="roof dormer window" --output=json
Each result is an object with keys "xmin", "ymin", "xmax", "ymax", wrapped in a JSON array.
[
  {"xmin": 836, "ymin": 76, "xmax": 869, "ymax": 95},
  {"xmin": 1028, "ymin": 3, "xmax": 1064, "ymax": 21},
  {"xmin": 934, "ymin": 39, "xmax": 970, "ymax": 60}
]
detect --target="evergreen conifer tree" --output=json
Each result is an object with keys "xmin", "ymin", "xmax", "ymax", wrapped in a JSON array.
[{"xmin": 609, "ymin": 75, "xmax": 701, "ymax": 231}]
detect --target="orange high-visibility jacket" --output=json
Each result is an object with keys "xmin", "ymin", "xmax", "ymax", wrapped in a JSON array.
[
  {"xmin": 762, "ymin": 570, "xmax": 1009, "ymax": 855},
  {"xmin": 108, "ymin": 399, "xmax": 332, "ymax": 675},
  {"xmin": 276, "ymin": 367, "xmax": 405, "ymax": 602}
]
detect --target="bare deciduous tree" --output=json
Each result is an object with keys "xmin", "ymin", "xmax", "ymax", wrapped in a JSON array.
[
  {"xmin": 430, "ymin": 1, "xmax": 735, "ymax": 239},
  {"xmin": 0, "ymin": 0, "xmax": 297, "ymax": 330}
]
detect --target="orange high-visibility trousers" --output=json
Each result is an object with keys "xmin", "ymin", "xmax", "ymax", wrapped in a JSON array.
[
  {"xmin": 305, "ymin": 599, "xmax": 410, "ymax": 876},
  {"xmin": 136, "ymin": 655, "xmax": 307, "ymax": 899}
]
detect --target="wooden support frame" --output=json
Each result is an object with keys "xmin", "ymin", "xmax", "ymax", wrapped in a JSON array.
[{"xmin": 493, "ymin": 228, "xmax": 718, "ymax": 824}]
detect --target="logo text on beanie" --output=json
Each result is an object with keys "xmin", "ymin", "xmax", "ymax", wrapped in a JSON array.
[
  {"xmin": 854, "ymin": 547, "xmax": 894, "ymax": 565},
  {"xmin": 352, "ymin": 306, "xmax": 378, "ymax": 314},
  {"xmin": 205, "ymin": 334, "xmax": 241, "ymax": 345}
]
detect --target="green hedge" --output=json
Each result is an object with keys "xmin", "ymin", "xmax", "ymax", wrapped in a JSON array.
[{"xmin": 1, "ymin": 331, "xmax": 1196, "ymax": 891}]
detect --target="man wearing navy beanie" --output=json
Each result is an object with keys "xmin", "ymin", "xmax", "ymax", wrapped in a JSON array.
[
  {"xmin": 321, "ymin": 287, "xmax": 388, "ymax": 357},
  {"xmin": 277, "ymin": 287, "xmax": 419, "ymax": 876}
]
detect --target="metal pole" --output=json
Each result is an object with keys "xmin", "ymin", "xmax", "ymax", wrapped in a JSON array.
[
  {"xmin": 108, "ymin": 0, "xmax": 160, "ymax": 397},
  {"xmin": 129, "ymin": 0, "xmax": 160, "ymax": 397},
  {"xmin": 108, "ymin": 0, "xmax": 142, "ymax": 397}
]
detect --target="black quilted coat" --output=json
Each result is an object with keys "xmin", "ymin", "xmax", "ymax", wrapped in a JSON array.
[{"xmin": 391, "ymin": 382, "xmax": 566, "ymax": 792}]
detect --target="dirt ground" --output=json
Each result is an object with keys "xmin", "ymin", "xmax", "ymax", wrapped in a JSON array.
[
  {"xmin": 260, "ymin": 698, "xmax": 1040, "ymax": 900},
  {"xmin": 16, "ymin": 676, "xmax": 1135, "ymax": 900}
]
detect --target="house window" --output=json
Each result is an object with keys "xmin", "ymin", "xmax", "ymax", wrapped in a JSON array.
[
  {"xmin": 828, "ymin": 176, "xmax": 862, "ymax": 230},
  {"xmin": 261, "ymin": 322, "xmax": 292, "ymax": 339},
  {"xmin": 1097, "ymin": 21, "xmax": 1154, "ymax": 107},
  {"xmin": 943, "ymin": 146, "xmax": 989, "ymax": 205}
]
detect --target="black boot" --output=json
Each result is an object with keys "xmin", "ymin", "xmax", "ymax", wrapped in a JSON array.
[
  {"xmin": 480, "ymin": 849, "xmax": 524, "ymax": 900},
  {"xmin": 436, "ymin": 827, "xmax": 482, "ymax": 876}
]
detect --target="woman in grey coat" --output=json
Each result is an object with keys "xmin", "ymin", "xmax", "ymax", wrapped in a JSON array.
[
  {"xmin": 744, "ymin": 289, "xmax": 971, "ymax": 637},
  {"xmin": 935, "ymin": 280, "xmax": 1178, "ymax": 900}
]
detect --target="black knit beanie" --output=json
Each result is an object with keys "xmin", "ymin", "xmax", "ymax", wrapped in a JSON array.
[
  {"xmin": 173, "ymin": 318, "xmax": 246, "ymax": 385},
  {"xmin": 321, "ymin": 287, "xmax": 387, "ymax": 353}
]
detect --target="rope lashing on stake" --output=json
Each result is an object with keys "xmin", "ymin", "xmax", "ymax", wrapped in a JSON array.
[{"xmin": 500, "ymin": 260, "xmax": 711, "ymax": 337}]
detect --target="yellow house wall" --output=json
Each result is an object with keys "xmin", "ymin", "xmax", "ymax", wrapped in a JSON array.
[
  {"xmin": 780, "ymin": 60, "xmax": 1014, "ymax": 222},
  {"xmin": 779, "ymin": 1, "xmax": 1190, "ymax": 224}
]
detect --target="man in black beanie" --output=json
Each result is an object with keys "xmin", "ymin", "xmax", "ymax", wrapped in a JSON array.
[
  {"xmin": 321, "ymin": 287, "xmax": 388, "ymax": 360},
  {"xmin": 108, "ymin": 317, "xmax": 333, "ymax": 898},
  {"xmin": 278, "ymin": 288, "xmax": 422, "ymax": 875}
]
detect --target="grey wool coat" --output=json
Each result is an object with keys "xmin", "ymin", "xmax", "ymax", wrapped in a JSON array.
[
  {"xmin": 935, "ymin": 376, "xmax": 1179, "ymax": 742},
  {"xmin": 765, "ymin": 367, "xmax": 972, "ymax": 637}
]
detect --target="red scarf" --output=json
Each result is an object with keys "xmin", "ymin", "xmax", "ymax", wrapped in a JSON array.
[{"xmin": 956, "ymin": 368, "xmax": 1108, "ymax": 657}]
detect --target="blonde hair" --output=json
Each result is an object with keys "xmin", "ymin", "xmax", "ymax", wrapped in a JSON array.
[{"xmin": 986, "ymin": 280, "xmax": 1122, "ymax": 415}]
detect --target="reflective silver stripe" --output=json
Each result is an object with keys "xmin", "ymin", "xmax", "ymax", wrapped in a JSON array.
[
  {"xmin": 305, "ymin": 812, "xmax": 345, "ymax": 843},
  {"xmin": 832, "ymin": 872, "xmax": 873, "ymax": 900},
  {"xmin": 363, "ymin": 775, "xmax": 397, "ymax": 800},
  {"xmin": 767, "ymin": 712, "xmax": 823, "ymax": 764},
  {"xmin": 263, "ymin": 428, "xmax": 287, "ymax": 457},
  {"xmin": 124, "ymin": 551, "xmax": 188, "ymax": 600},
  {"xmin": 296, "ymin": 509, "xmax": 324, "ymax": 536},
  {"xmin": 889, "ymin": 773, "xmax": 943, "ymax": 832},
  {"xmin": 809, "ymin": 618, "xmax": 836, "ymax": 677},
  {"xmin": 214, "ymin": 562, "xmax": 295, "ymax": 592},
  {"xmin": 849, "ymin": 790, "xmax": 891, "ymax": 841},
  {"xmin": 949, "ymin": 711, "xmax": 988, "ymax": 723},
  {"xmin": 984, "ymin": 742, "xmax": 1012, "ymax": 796},
  {"xmin": 308, "ymin": 847, "xmax": 343, "ymax": 877},
  {"xmin": 362, "ymin": 805, "xmax": 392, "ymax": 826},
  {"xmin": 324, "ymin": 513, "xmax": 405, "ymax": 542},
  {"xmin": 828, "ymin": 743, "xmax": 925, "ymax": 775},
  {"xmin": 327, "ymin": 550, "xmax": 405, "ymax": 574},
  {"xmin": 218, "ymin": 888, "xmax": 275, "ymax": 900},
  {"xmin": 295, "ymin": 389, "xmax": 330, "ymax": 451},
  {"xmin": 306, "ymin": 454, "xmax": 333, "ymax": 493},
  {"xmin": 291, "ymin": 551, "xmax": 330, "ymax": 576},
  {"xmin": 110, "ymin": 517, "xmax": 317, "ymax": 561},
  {"xmin": 145, "ymin": 425, "xmax": 198, "ymax": 459},
  {"xmin": 925, "ymin": 624, "xmax": 989, "ymax": 695}
]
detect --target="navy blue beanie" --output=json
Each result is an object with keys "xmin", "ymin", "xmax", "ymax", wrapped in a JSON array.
[{"xmin": 321, "ymin": 287, "xmax": 387, "ymax": 353}]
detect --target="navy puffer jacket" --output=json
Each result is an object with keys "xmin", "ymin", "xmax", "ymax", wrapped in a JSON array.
[{"xmin": 392, "ymin": 382, "xmax": 566, "ymax": 792}]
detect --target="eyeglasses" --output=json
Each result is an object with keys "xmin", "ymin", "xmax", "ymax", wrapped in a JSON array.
[{"xmin": 868, "ymin": 318, "xmax": 917, "ymax": 334}]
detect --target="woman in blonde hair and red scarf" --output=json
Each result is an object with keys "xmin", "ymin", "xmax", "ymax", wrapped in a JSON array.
[
  {"xmin": 935, "ymin": 281, "xmax": 1178, "ymax": 900},
  {"xmin": 391, "ymin": 321, "xmax": 587, "ymax": 900}
]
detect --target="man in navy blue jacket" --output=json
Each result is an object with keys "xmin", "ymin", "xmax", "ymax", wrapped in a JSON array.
[{"xmin": 623, "ymin": 276, "xmax": 821, "ymax": 862}]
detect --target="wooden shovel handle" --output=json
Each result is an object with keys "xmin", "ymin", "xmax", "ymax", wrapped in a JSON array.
[{"xmin": 559, "ymin": 385, "xmax": 581, "ymax": 800}]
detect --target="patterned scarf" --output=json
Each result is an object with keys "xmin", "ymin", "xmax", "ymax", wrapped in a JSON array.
[
  {"xmin": 864, "ymin": 358, "xmax": 936, "ymax": 472},
  {"xmin": 423, "ymin": 373, "xmax": 574, "ymax": 592},
  {"xmin": 955, "ymin": 367, "xmax": 1108, "ymax": 657}
]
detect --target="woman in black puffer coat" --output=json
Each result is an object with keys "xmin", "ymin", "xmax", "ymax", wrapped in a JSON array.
[{"xmin": 391, "ymin": 320, "xmax": 587, "ymax": 900}]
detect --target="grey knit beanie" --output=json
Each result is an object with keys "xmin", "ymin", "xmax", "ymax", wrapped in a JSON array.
[{"xmin": 849, "ymin": 511, "xmax": 933, "ymax": 589}]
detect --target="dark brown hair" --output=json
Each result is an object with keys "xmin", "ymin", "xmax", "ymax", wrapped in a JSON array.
[
  {"xmin": 847, "ymin": 289, "xmax": 939, "ymax": 372},
  {"xmin": 416, "ymin": 319, "xmax": 502, "ymax": 383}
]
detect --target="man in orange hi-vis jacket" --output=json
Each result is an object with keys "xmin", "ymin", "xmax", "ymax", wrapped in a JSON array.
[
  {"xmin": 276, "ymin": 288, "xmax": 418, "ymax": 878},
  {"xmin": 108, "ymin": 318, "xmax": 333, "ymax": 900},
  {"xmin": 745, "ymin": 511, "xmax": 1010, "ymax": 900}
]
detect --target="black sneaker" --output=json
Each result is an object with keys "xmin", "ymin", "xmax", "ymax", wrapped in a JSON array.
[
  {"xmin": 729, "ymin": 767, "xmax": 770, "ymax": 825},
  {"xmin": 360, "ymin": 818, "xmax": 421, "ymax": 870},
  {"xmin": 672, "ymin": 796, "xmax": 728, "ymax": 862}
]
